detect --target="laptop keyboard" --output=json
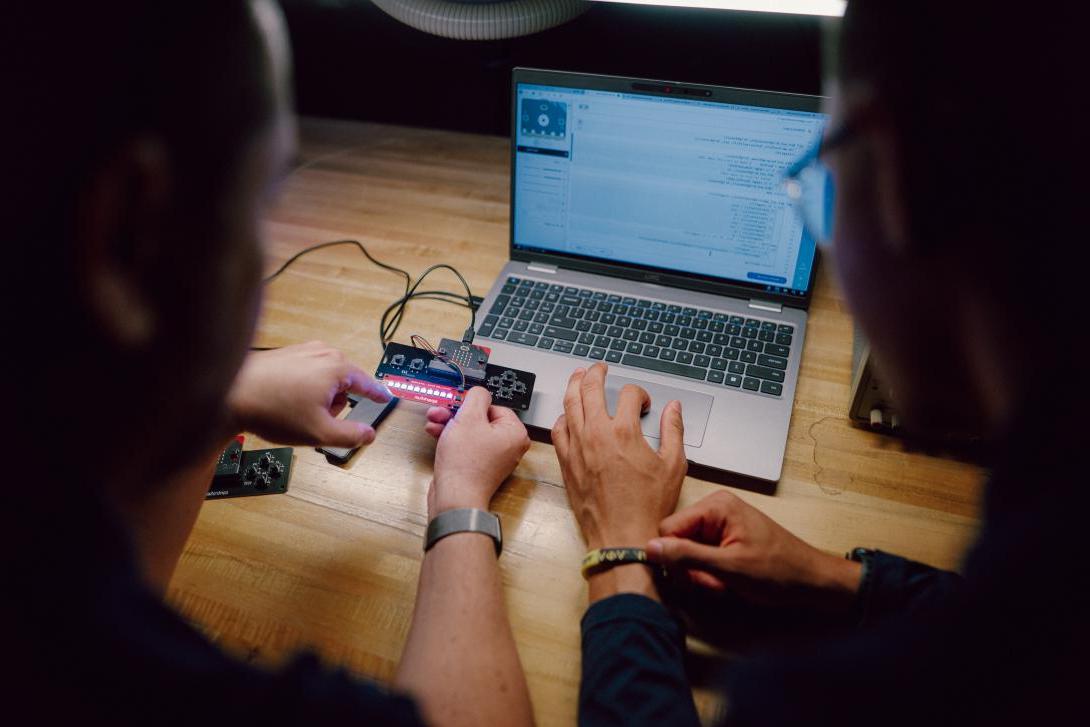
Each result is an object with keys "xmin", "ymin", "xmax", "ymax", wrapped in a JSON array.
[{"xmin": 476, "ymin": 276, "xmax": 795, "ymax": 398}]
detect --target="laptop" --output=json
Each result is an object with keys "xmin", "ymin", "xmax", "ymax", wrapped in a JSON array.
[{"xmin": 475, "ymin": 68, "xmax": 827, "ymax": 481}]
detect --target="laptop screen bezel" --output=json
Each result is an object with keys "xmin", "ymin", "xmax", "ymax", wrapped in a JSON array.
[{"xmin": 509, "ymin": 67, "xmax": 824, "ymax": 310}]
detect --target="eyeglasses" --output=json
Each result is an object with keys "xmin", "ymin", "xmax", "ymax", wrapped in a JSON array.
[{"xmin": 783, "ymin": 120, "xmax": 860, "ymax": 247}]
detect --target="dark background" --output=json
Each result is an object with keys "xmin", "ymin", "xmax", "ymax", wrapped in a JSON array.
[{"xmin": 281, "ymin": 1, "xmax": 824, "ymax": 136}]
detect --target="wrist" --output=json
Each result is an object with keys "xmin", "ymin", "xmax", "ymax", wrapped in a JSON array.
[
  {"xmin": 429, "ymin": 477, "xmax": 492, "ymax": 518},
  {"xmin": 430, "ymin": 496, "xmax": 490, "ymax": 518},
  {"xmin": 584, "ymin": 525, "xmax": 660, "ymax": 551},
  {"xmin": 587, "ymin": 562, "xmax": 660, "ymax": 605},
  {"xmin": 224, "ymin": 387, "xmax": 255, "ymax": 435},
  {"xmin": 804, "ymin": 550, "xmax": 863, "ymax": 613}
]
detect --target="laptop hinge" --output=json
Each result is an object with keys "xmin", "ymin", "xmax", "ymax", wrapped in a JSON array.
[
  {"xmin": 526, "ymin": 261, "xmax": 558, "ymax": 274},
  {"xmin": 748, "ymin": 299, "xmax": 783, "ymax": 314}
]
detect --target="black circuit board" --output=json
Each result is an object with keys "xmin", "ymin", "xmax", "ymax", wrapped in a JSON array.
[
  {"xmin": 376, "ymin": 342, "xmax": 536, "ymax": 410},
  {"xmin": 436, "ymin": 338, "xmax": 489, "ymax": 381},
  {"xmin": 207, "ymin": 446, "xmax": 292, "ymax": 500}
]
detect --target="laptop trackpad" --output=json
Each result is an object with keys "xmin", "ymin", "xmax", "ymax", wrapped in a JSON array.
[{"xmin": 604, "ymin": 375, "xmax": 712, "ymax": 448}]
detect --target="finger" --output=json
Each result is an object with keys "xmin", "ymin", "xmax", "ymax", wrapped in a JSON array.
[
  {"xmin": 686, "ymin": 569, "xmax": 729, "ymax": 592},
  {"xmin": 562, "ymin": 368, "xmax": 587, "ymax": 433},
  {"xmin": 614, "ymin": 383, "xmax": 651, "ymax": 424},
  {"xmin": 488, "ymin": 406, "xmax": 530, "ymax": 448},
  {"xmin": 329, "ymin": 391, "xmax": 349, "ymax": 416},
  {"xmin": 318, "ymin": 416, "xmax": 376, "ymax": 449},
  {"xmin": 456, "ymin": 386, "xmax": 492, "ymax": 420},
  {"xmin": 487, "ymin": 404, "xmax": 520, "ymax": 424},
  {"xmin": 551, "ymin": 413, "xmax": 570, "ymax": 460},
  {"xmin": 343, "ymin": 366, "xmax": 392, "ymax": 403},
  {"xmin": 424, "ymin": 406, "xmax": 453, "ymax": 439},
  {"xmin": 646, "ymin": 536, "xmax": 730, "ymax": 573},
  {"xmin": 658, "ymin": 493, "xmax": 726, "ymax": 541},
  {"xmin": 579, "ymin": 362, "xmax": 609, "ymax": 422},
  {"xmin": 656, "ymin": 400, "xmax": 685, "ymax": 464},
  {"xmin": 426, "ymin": 407, "xmax": 453, "ymax": 425}
]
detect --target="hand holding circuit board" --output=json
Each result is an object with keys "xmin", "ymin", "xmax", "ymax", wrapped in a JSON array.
[
  {"xmin": 376, "ymin": 338, "xmax": 536, "ymax": 411},
  {"xmin": 319, "ymin": 337, "xmax": 535, "ymax": 464}
]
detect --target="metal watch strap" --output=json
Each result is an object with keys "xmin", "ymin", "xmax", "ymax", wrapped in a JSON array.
[{"xmin": 425, "ymin": 508, "xmax": 502, "ymax": 557}]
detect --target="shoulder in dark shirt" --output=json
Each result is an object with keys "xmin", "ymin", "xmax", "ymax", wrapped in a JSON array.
[{"xmin": 2, "ymin": 487, "xmax": 424, "ymax": 726}]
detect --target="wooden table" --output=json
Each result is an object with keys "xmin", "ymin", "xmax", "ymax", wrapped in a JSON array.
[{"xmin": 168, "ymin": 118, "xmax": 985, "ymax": 725}]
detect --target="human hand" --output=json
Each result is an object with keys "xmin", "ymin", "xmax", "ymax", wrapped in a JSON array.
[
  {"xmin": 647, "ymin": 491, "xmax": 862, "ymax": 612},
  {"xmin": 551, "ymin": 363, "xmax": 687, "ymax": 551},
  {"xmin": 227, "ymin": 341, "xmax": 390, "ymax": 448},
  {"xmin": 425, "ymin": 387, "xmax": 530, "ymax": 518}
]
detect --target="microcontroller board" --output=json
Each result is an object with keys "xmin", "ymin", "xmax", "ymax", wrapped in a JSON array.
[{"xmin": 376, "ymin": 341, "xmax": 535, "ymax": 411}]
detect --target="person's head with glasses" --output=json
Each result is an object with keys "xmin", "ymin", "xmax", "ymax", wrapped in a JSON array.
[{"xmin": 795, "ymin": 1, "xmax": 1084, "ymax": 442}]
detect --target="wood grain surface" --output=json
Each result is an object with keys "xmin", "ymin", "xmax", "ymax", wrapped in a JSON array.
[{"xmin": 168, "ymin": 118, "xmax": 985, "ymax": 726}]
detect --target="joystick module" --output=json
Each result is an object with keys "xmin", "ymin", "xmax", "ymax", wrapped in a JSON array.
[
  {"xmin": 206, "ymin": 435, "xmax": 293, "ymax": 499},
  {"xmin": 376, "ymin": 341, "xmax": 535, "ymax": 411}
]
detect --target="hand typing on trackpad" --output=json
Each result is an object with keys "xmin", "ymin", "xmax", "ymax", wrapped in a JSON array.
[{"xmin": 604, "ymin": 375, "xmax": 713, "ymax": 448}]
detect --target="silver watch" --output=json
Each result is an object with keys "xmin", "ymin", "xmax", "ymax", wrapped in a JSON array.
[{"xmin": 424, "ymin": 508, "xmax": 502, "ymax": 557}]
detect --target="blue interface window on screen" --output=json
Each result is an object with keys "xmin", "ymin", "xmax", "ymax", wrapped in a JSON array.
[{"xmin": 513, "ymin": 83, "xmax": 827, "ymax": 297}]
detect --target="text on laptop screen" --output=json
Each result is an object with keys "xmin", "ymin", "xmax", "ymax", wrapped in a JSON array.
[{"xmin": 513, "ymin": 83, "xmax": 827, "ymax": 297}]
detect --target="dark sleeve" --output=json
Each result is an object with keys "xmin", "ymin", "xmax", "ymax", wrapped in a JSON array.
[
  {"xmin": 260, "ymin": 652, "xmax": 425, "ymax": 725},
  {"xmin": 8, "ymin": 490, "xmax": 430, "ymax": 726},
  {"xmin": 579, "ymin": 593, "xmax": 701, "ymax": 727},
  {"xmin": 721, "ymin": 552, "xmax": 966, "ymax": 727},
  {"xmin": 856, "ymin": 550, "xmax": 963, "ymax": 626},
  {"xmin": 33, "ymin": 564, "xmax": 429, "ymax": 726}
]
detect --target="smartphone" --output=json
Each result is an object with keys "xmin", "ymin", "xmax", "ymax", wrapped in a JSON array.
[{"xmin": 318, "ymin": 395, "xmax": 399, "ymax": 464}]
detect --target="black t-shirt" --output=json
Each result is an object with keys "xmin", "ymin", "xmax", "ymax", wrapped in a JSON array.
[{"xmin": 3, "ymin": 487, "xmax": 425, "ymax": 725}]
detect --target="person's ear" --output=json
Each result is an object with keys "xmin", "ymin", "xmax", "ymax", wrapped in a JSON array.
[
  {"xmin": 866, "ymin": 123, "xmax": 916, "ymax": 257},
  {"xmin": 76, "ymin": 138, "xmax": 172, "ymax": 350}
]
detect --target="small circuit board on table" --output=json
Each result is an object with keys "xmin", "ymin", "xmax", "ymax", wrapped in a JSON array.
[{"xmin": 206, "ymin": 436, "xmax": 292, "ymax": 499}]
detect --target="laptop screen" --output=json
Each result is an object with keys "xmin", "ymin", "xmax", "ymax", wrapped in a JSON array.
[{"xmin": 512, "ymin": 81, "xmax": 827, "ymax": 298}]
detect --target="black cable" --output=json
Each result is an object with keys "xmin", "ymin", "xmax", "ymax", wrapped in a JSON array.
[
  {"xmin": 263, "ymin": 239, "xmax": 411, "ymax": 294},
  {"xmin": 379, "ymin": 292, "xmax": 474, "ymax": 338},
  {"xmin": 384, "ymin": 265, "xmax": 475, "ymax": 341},
  {"xmin": 380, "ymin": 290, "xmax": 474, "ymax": 345},
  {"xmin": 254, "ymin": 239, "xmax": 478, "ymax": 350},
  {"xmin": 379, "ymin": 264, "xmax": 476, "ymax": 346}
]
